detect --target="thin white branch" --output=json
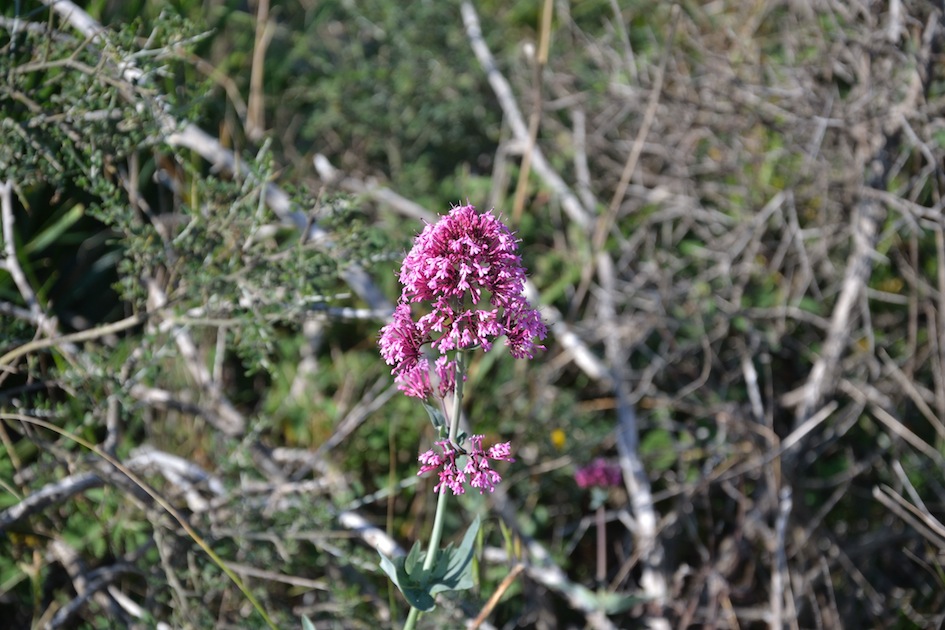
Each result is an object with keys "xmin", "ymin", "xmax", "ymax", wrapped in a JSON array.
[
  {"xmin": 315, "ymin": 154, "xmax": 434, "ymax": 224},
  {"xmin": 461, "ymin": 2, "xmax": 593, "ymax": 230},
  {"xmin": 598, "ymin": 247, "xmax": 667, "ymax": 626},
  {"xmin": 1, "ymin": 181, "xmax": 45, "ymax": 328},
  {"xmin": 42, "ymin": 1, "xmax": 390, "ymax": 314},
  {"xmin": 793, "ymin": 187, "xmax": 884, "ymax": 428},
  {"xmin": 128, "ymin": 446, "xmax": 226, "ymax": 512},
  {"xmin": 146, "ymin": 279, "xmax": 245, "ymax": 436},
  {"xmin": 571, "ymin": 108, "xmax": 599, "ymax": 213},
  {"xmin": 336, "ymin": 510, "xmax": 405, "ymax": 560},
  {"xmin": 770, "ymin": 487, "xmax": 794, "ymax": 630},
  {"xmin": 0, "ymin": 471, "xmax": 101, "ymax": 531}
]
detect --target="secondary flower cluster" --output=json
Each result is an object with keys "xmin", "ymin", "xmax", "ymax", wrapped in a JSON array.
[
  {"xmin": 379, "ymin": 204, "xmax": 546, "ymax": 399},
  {"xmin": 575, "ymin": 458, "xmax": 623, "ymax": 489},
  {"xmin": 418, "ymin": 435, "xmax": 515, "ymax": 495}
]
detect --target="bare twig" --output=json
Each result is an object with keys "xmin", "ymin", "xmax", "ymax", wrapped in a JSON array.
[
  {"xmin": 314, "ymin": 154, "xmax": 435, "ymax": 223},
  {"xmin": 0, "ymin": 471, "xmax": 101, "ymax": 532},
  {"xmin": 470, "ymin": 563, "xmax": 525, "ymax": 629},
  {"xmin": 935, "ymin": 226, "xmax": 945, "ymax": 430},
  {"xmin": 461, "ymin": 1, "xmax": 593, "ymax": 230},
  {"xmin": 601, "ymin": 250, "xmax": 668, "ymax": 626},
  {"xmin": 146, "ymin": 280, "xmax": 245, "ymax": 436},
  {"xmin": 47, "ymin": 538, "xmax": 129, "ymax": 628},
  {"xmin": 770, "ymin": 487, "xmax": 795, "ymax": 630},
  {"xmin": 791, "ymin": 163, "xmax": 887, "ymax": 434},
  {"xmin": 246, "ymin": 0, "xmax": 273, "ymax": 141},
  {"xmin": 0, "ymin": 180, "xmax": 50, "ymax": 334},
  {"xmin": 510, "ymin": 0, "xmax": 553, "ymax": 225},
  {"xmin": 873, "ymin": 485, "xmax": 945, "ymax": 550},
  {"xmin": 0, "ymin": 311, "xmax": 148, "ymax": 370}
]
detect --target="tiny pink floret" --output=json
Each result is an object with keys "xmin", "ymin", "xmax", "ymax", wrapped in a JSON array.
[{"xmin": 417, "ymin": 435, "xmax": 515, "ymax": 495}]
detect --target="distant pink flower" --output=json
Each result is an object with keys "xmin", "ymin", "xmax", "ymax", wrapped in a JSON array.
[
  {"xmin": 418, "ymin": 435, "xmax": 515, "ymax": 495},
  {"xmin": 575, "ymin": 459, "xmax": 623, "ymax": 489},
  {"xmin": 378, "ymin": 204, "xmax": 546, "ymax": 393}
]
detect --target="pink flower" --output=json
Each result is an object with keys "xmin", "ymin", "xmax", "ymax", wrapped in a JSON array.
[
  {"xmin": 575, "ymin": 459, "xmax": 623, "ymax": 489},
  {"xmin": 381, "ymin": 204, "xmax": 547, "ymax": 365},
  {"xmin": 380, "ymin": 204, "xmax": 539, "ymax": 494},
  {"xmin": 400, "ymin": 205, "xmax": 523, "ymax": 304},
  {"xmin": 417, "ymin": 435, "xmax": 515, "ymax": 495},
  {"xmin": 378, "ymin": 205, "xmax": 546, "ymax": 398},
  {"xmin": 379, "ymin": 303, "xmax": 423, "ymax": 372},
  {"xmin": 379, "ymin": 303, "xmax": 458, "ymax": 399}
]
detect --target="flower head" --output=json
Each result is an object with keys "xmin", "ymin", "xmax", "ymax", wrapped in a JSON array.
[
  {"xmin": 399, "ymin": 205, "xmax": 522, "ymax": 304},
  {"xmin": 417, "ymin": 435, "xmax": 515, "ymax": 495},
  {"xmin": 378, "ymin": 203, "xmax": 547, "ymax": 399},
  {"xmin": 575, "ymin": 458, "xmax": 623, "ymax": 489}
]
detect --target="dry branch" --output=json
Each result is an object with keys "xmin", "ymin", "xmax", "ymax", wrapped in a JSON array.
[
  {"xmin": 461, "ymin": 1, "xmax": 593, "ymax": 230},
  {"xmin": 0, "ymin": 471, "xmax": 101, "ymax": 532},
  {"xmin": 40, "ymin": 0, "xmax": 391, "ymax": 315}
]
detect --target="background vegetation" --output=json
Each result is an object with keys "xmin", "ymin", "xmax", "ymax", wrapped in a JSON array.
[{"xmin": 2, "ymin": 0, "xmax": 945, "ymax": 628}]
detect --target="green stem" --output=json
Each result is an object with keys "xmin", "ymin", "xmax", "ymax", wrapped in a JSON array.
[
  {"xmin": 422, "ymin": 477, "xmax": 452, "ymax": 572},
  {"xmin": 447, "ymin": 352, "xmax": 465, "ymax": 450},
  {"xmin": 404, "ymin": 604, "xmax": 421, "ymax": 629},
  {"xmin": 404, "ymin": 353, "xmax": 467, "ymax": 629},
  {"xmin": 596, "ymin": 504, "xmax": 606, "ymax": 585}
]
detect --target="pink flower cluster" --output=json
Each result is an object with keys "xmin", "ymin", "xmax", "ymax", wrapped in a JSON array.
[
  {"xmin": 418, "ymin": 435, "xmax": 515, "ymax": 495},
  {"xmin": 575, "ymin": 459, "xmax": 623, "ymax": 489},
  {"xmin": 378, "ymin": 204, "xmax": 547, "ymax": 399}
]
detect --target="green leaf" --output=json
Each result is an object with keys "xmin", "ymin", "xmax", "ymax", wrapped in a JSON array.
[
  {"xmin": 404, "ymin": 541, "xmax": 424, "ymax": 577},
  {"xmin": 379, "ymin": 543, "xmax": 438, "ymax": 611},
  {"xmin": 22, "ymin": 204, "xmax": 86, "ymax": 255},
  {"xmin": 429, "ymin": 514, "xmax": 480, "ymax": 595},
  {"xmin": 301, "ymin": 614, "xmax": 317, "ymax": 630},
  {"xmin": 378, "ymin": 516, "xmax": 482, "ymax": 612},
  {"xmin": 421, "ymin": 401, "xmax": 448, "ymax": 434}
]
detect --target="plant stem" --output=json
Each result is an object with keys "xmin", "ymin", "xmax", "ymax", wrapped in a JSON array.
[
  {"xmin": 404, "ymin": 604, "xmax": 421, "ymax": 629},
  {"xmin": 404, "ymin": 353, "xmax": 467, "ymax": 629},
  {"xmin": 448, "ymin": 352, "xmax": 465, "ymax": 450},
  {"xmin": 596, "ymin": 504, "xmax": 606, "ymax": 585},
  {"xmin": 423, "ymin": 476, "xmax": 452, "ymax": 572}
]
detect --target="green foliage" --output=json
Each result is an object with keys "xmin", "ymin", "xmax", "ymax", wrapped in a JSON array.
[
  {"xmin": 0, "ymin": 3, "xmax": 386, "ymax": 627},
  {"xmin": 379, "ymin": 516, "xmax": 480, "ymax": 612},
  {"xmin": 5, "ymin": 0, "xmax": 945, "ymax": 627}
]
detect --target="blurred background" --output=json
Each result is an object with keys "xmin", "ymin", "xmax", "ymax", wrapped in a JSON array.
[{"xmin": 2, "ymin": 1, "xmax": 945, "ymax": 627}]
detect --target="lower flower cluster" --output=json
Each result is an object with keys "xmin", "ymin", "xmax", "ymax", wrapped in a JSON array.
[{"xmin": 417, "ymin": 435, "xmax": 515, "ymax": 495}]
